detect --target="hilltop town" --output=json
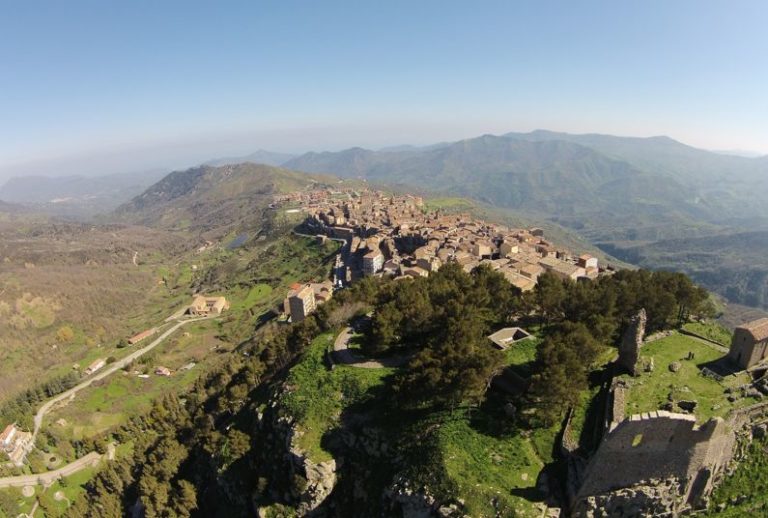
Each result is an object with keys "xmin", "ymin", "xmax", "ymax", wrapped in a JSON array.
[{"xmin": 278, "ymin": 188, "xmax": 604, "ymax": 322}]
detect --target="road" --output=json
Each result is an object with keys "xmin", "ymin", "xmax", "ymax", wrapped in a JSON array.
[
  {"xmin": 0, "ymin": 452, "xmax": 101, "ymax": 489},
  {"xmin": 332, "ymin": 327, "xmax": 408, "ymax": 368},
  {"xmin": 292, "ymin": 230, "xmax": 350, "ymax": 287},
  {"xmin": 1, "ymin": 315, "xmax": 210, "ymax": 489},
  {"xmin": 32, "ymin": 316, "xmax": 209, "ymax": 443}
]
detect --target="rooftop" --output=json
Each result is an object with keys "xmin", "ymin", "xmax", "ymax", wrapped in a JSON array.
[{"xmin": 738, "ymin": 317, "xmax": 768, "ymax": 342}]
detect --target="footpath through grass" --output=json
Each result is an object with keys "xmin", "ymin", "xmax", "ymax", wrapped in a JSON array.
[{"xmin": 682, "ymin": 320, "xmax": 732, "ymax": 345}]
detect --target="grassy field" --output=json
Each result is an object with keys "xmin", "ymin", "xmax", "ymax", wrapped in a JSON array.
[
  {"xmin": 683, "ymin": 320, "xmax": 733, "ymax": 345},
  {"xmin": 438, "ymin": 412, "xmax": 546, "ymax": 517},
  {"xmin": 707, "ymin": 435, "xmax": 768, "ymax": 516},
  {"xmin": 44, "ymin": 318, "xmax": 224, "ymax": 442},
  {"xmin": 280, "ymin": 332, "xmax": 391, "ymax": 463},
  {"xmin": 0, "ymin": 463, "xmax": 101, "ymax": 518},
  {"xmin": 504, "ymin": 336, "xmax": 539, "ymax": 375},
  {"xmin": 621, "ymin": 333, "xmax": 750, "ymax": 422}
]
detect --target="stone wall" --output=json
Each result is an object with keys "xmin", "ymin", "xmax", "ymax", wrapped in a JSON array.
[
  {"xmin": 573, "ymin": 411, "xmax": 735, "ymax": 517},
  {"xmin": 617, "ymin": 309, "xmax": 646, "ymax": 375}
]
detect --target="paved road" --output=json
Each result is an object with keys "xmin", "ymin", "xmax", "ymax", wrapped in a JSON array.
[
  {"xmin": 32, "ymin": 316, "xmax": 209, "ymax": 443},
  {"xmin": 0, "ymin": 452, "xmax": 101, "ymax": 489},
  {"xmin": 332, "ymin": 327, "xmax": 408, "ymax": 368},
  {"xmin": 2, "ymin": 315, "xmax": 210, "ymax": 489}
]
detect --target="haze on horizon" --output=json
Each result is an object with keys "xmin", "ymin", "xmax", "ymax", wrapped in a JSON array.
[{"xmin": 1, "ymin": 0, "xmax": 766, "ymax": 180}]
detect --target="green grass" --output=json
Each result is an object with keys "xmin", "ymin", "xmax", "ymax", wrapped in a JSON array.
[
  {"xmin": 438, "ymin": 412, "xmax": 545, "ymax": 517},
  {"xmin": 280, "ymin": 332, "xmax": 391, "ymax": 463},
  {"xmin": 683, "ymin": 320, "xmax": 733, "ymax": 346},
  {"xmin": 621, "ymin": 333, "xmax": 750, "ymax": 422},
  {"xmin": 707, "ymin": 435, "xmax": 768, "ymax": 516},
  {"xmin": 233, "ymin": 284, "xmax": 273, "ymax": 311},
  {"xmin": 504, "ymin": 337, "xmax": 539, "ymax": 367},
  {"xmin": 46, "ymin": 320, "xmax": 224, "ymax": 441},
  {"xmin": 423, "ymin": 197, "xmax": 478, "ymax": 213}
]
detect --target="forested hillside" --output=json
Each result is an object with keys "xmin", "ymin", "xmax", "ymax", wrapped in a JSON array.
[{"xmin": 56, "ymin": 264, "xmax": 710, "ymax": 517}]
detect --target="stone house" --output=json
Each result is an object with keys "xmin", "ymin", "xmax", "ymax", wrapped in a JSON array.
[
  {"xmin": 499, "ymin": 241, "xmax": 519, "ymax": 257},
  {"xmin": 0, "ymin": 423, "xmax": 33, "ymax": 466},
  {"xmin": 85, "ymin": 358, "xmax": 106, "ymax": 375},
  {"xmin": 728, "ymin": 317, "xmax": 768, "ymax": 369},
  {"xmin": 287, "ymin": 285, "xmax": 316, "ymax": 323},
  {"xmin": 189, "ymin": 295, "xmax": 230, "ymax": 316},
  {"xmin": 578, "ymin": 254, "xmax": 599, "ymax": 269},
  {"xmin": 128, "ymin": 328, "xmax": 158, "ymax": 345},
  {"xmin": 362, "ymin": 250, "xmax": 384, "ymax": 276}
]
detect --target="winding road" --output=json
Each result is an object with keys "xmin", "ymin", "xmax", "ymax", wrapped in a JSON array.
[
  {"xmin": 32, "ymin": 316, "xmax": 208, "ymax": 443},
  {"xmin": 0, "ymin": 453, "xmax": 102, "ymax": 489},
  {"xmin": 332, "ymin": 327, "xmax": 408, "ymax": 369},
  {"xmin": 0, "ymin": 314, "xmax": 211, "ymax": 490}
]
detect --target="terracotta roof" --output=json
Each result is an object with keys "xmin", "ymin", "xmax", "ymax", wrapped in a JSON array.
[
  {"xmin": 739, "ymin": 318, "xmax": 768, "ymax": 342},
  {"xmin": 0, "ymin": 424, "xmax": 15, "ymax": 445}
]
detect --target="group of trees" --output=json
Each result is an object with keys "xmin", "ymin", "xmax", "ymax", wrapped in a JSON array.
[
  {"xmin": 63, "ymin": 311, "xmax": 327, "ymax": 517},
  {"xmin": 58, "ymin": 255, "xmax": 715, "ymax": 515},
  {"xmin": 0, "ymin": 371, "xmax": 80, "ymax": 429},
  {"xmin": 527, "ymin": 269, "xmax": 712, "ymax": 425},
  {"xmin": 361, "ymin": 263, "xmax": 519, "ymax": 408}
]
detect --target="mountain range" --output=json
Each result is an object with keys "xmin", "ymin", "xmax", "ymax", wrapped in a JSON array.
[
  {"xmin": 115, "ymin": 162, "xmax": 340, "ymax": 237},
  {"xmin": 5, "ymin": 129, "xmax": 768, "ymax": 309},
  {"xmin": 281, "ymin": 131, "xmax": 768, "ymax": 309},
  {"xmin": 0, "ymin": 169, "xmax": 168, "ymax": 217}
]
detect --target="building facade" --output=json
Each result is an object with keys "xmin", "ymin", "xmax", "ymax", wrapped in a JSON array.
[{"xmin": 728, "ymin": 317, "xmax": 768, "ymax": 369}]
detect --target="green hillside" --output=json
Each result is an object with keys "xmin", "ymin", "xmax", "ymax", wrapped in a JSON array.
[{"xmin": 115, "ymin": 162, "xmax": 341, "ymax": 236}]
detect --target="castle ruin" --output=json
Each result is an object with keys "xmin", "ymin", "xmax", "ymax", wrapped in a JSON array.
[
  {"xmin": 617, "ymin": 309, "xmax": 647, "ymax": 376},
  {"xmin": 573, "ymin": 410, "xmax": 735, "ymax": 517}
]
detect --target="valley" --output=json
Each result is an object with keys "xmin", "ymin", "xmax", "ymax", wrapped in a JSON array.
[{"xmin": 0, "ymin": 158, "xmax": 765, "ymax": 518}]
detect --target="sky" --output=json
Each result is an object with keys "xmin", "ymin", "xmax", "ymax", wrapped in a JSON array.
[{"xmin": 0, "ymin": 0, "xmax": 767, "ymax": 179}]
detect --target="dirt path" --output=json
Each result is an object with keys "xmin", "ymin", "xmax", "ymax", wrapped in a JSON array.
[
  {"xmin": 0, "ymin": 452, "xmax": 101, "ymax": 489},
  {"xmin": 332, "ymin": 327, "xmax": 408, "ymax": 368}
]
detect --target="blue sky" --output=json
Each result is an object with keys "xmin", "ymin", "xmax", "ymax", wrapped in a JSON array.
[{"xmin": 1, "ymin": 1, "xmax": 766, "ymax": 177}]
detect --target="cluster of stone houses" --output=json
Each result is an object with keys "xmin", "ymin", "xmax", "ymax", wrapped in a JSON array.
[
  {"xmin": 282, "ymin": 188, "xmax": 605, "ymax": 291},
  {"xmin": 0, "ymin": 423, "xmax": 32, "ymax": 466}
]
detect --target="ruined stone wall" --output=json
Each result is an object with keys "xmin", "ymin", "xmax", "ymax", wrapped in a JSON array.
[
  {"xmin": 617, "ymin": 309, "xmax": 646, "ymax": 375},
  {"xmin": 574, "ymin": 411, "xmax": 735, "ymax": 516}
]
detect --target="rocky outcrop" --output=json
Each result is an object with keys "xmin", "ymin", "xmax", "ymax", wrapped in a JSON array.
[
  {"xmin": 383, "ymin": 477, "xmax": 466, "ymax": 518},
  {"xmin": 573, "ymin": 477, "xmax": 684, "ymax": 517},
  {"xmin": 286, "ymin": 428, "xmax": 338, "ymax": 516},
  {"xmin": 617, "ymin": 309, "xmax": 647, "ymax": 375},
  {"xmin": 255, "ymin": 400, "xmax": 339, "ymax": 516}
]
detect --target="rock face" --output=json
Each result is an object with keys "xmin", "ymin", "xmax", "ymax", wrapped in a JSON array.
[
  {"xmin": 381, "ymin": 476, "xmax": 470, "ymax": 518},
  {"xmin": 617, "ymin": 309, "xmax": 647, "ymax": 375},
  {"xmin": 255, "ymin": 398, "xmax": 338, "ymax": 516}
]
